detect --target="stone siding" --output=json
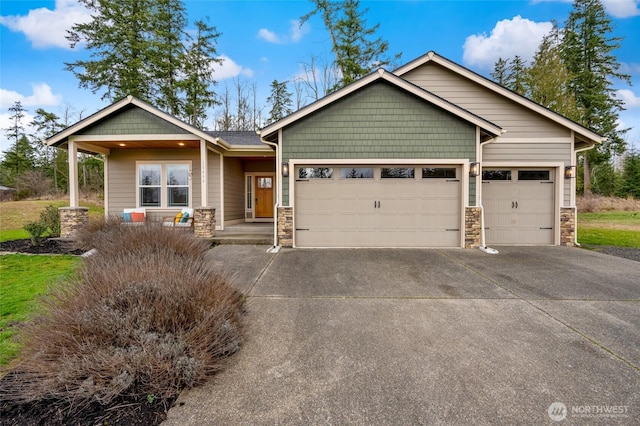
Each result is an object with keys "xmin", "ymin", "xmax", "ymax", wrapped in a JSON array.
[
  {"xmin": 194, "ymin": 207, "xmax": 216, "ymax": 238},
  {"xmin": 560, "ymin": 207, "xmax": 576, "ymax": 246},
  {"xmin": 277, "ymin": 207, "xmax": 293, "ymax": 248},
  {"xmin": 465, "ymin": 207, "xmax": 482, "ymax": 249},
  {"xmin": 59, "ymin": 207, "xmax": 89, "ymax": 239}
]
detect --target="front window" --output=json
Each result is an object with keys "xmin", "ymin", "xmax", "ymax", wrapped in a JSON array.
[{"xmin": 137, "ymin": 162, "xmax": 191, "ymax": 208}]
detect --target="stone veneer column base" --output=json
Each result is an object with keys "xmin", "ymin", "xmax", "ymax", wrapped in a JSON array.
[
  {"xmin": 465, "ymin": 207, "xmax": 482, "ymax": 249},
  {"xmin": 560, "ymin": 207, "xmax": 576, "ymax": 247},
  {"xmin": 194, "ymin": 207, "xmax": 216, "ymax": 238},
  {"xmin": 59, "ymin": 207, "xmax": 89, "ymax": 239},
  {"xmin": 277, "ymin": 207, "xmax": 293, "ymax": 248}
]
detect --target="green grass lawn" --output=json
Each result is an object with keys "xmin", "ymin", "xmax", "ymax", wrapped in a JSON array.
[
  {"xmin": 578, "ymin": 211, "xmax": 640, "ymax": 248},
  {"xmin": 0, "ymin": 254, "xmax": 80, "ymax": 367}
]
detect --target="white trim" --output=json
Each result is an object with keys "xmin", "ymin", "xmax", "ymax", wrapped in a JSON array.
[
  {"xmin": 47, "ymin": 96, "xmax": 219, "ymax": 147},
  {"xmin": 67, "ymin": 134, "xmax": 201, "ymax": 142},
  {"xmin": 289, "ymin": 159, "xmax": 468, "ymax": 248},
  {"xmin": 219, "ymin": 154, "xmax": 225, "ymax": 230},
  {"xmin": 200, "ymin": 139, "xmax": 208, "ymax": 206},
  {"xmin": 244, "ymin": 172, "xmax": 276, "ymax": 221},
  {"xmin": 492, "ymin": 137, "xmax": 575, "ymax": 144},
  {"xmin": 475, "ymin": 127, "xmax": 481, "ymax": 207},
  {"xmin": 68, "ymin": 140, "xmax": 79, "ymax": 207},
  {"xmin": 569, "ymin": 131, "xmax": 577, "ymax": 208},
  {"xmin": 135, "ymin": 160, "xmax": 192, "ymax": 209},
  {"xmin": 291, "ymin": 158, "xmax": 467, "ymax": 165},
  {"xmin": 104, "ymin": 155, "xmax": 109, "ymax": 219},
  {"xmin": 394, "ymin": 52, "xmax": 605, "ymax": 145},
  {"xmin": 481, "ymin": 162, "xmax": 563, "ymax": 245},
  {"xmin": 75, "ymin": 141, "xmax": 111, "ymax": 155}
]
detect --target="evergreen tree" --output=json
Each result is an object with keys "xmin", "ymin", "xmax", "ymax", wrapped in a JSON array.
[
  {"xmin": 0, "ymin": 135, "xmax": 36, "ymax": 188},
  {"xmin": 181, "ymin": 19, "xmax": 222, "ymax": 127},
  {"xmin": 30, "ymin": 109, "xmax": 65, "ymax": 190},
  {"xmin": 526, "ymin": 25, "xmax": 579, "ymax": 120},
  {"xmin": 491, "ymin": 58, "xmax": 509, "ymax": 86},
  {"xmin": 4, "ymin": 101, "xmax": 26, "ymax": 145},
  {"xmin": 266, "ymin": 80, "xmax": 293, "ymax": 124},
  {"xmin": 301, "ymin": 0, "xmax": 400, "ymax": 91},
  {"xmin": 152, "ymin": 0, "xmax": 188, "ymax": 116},
  {"xmin": 560, "ymin": 0, "xmax": 631, "ymax": 194},
  {"xmin": 66, "ymin": 0, "xmax": 157, "ymax": 102},
  {"xmin": 616, "ymin": 151, "xmax": 640, "ymax": 199},
  {"xmin": 505, "ymin": 56, "xmax": 527, "ymax": 96}
]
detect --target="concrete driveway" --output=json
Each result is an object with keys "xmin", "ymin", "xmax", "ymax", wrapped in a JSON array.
[{"xmin": 164, "ymin": 246, "xmax": 639, "ymax": 425}]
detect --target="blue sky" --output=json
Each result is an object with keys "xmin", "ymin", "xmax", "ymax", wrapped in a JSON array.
[{"xmin": 1, "ymin": 0, "xmax": 639, "ymax": 154}]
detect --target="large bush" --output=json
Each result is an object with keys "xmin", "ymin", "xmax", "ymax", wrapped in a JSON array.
[{"xmin": 1, "ymin": 223, "xmax": 244, "ymax": 412}]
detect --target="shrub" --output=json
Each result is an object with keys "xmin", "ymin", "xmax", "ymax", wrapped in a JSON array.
[
  {"xmin": 39, "ymin": 205, "xmax": 61, "ymax": 237},
  {"xmin": 1, "ymin": 222, "xmax": 245, "ymax": 414},
  {"xmin": 23, "ymin": 221, "xmax": 47, "ymax": 246}
]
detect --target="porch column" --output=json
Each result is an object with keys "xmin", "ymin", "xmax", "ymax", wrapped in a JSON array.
[
  {"xmin": 200, "ymin": 139, "xmax": 208, "ymax": 206},
  {"xmin": 68, "ymin": 138, "xmax": 79, "ymax": 207}
]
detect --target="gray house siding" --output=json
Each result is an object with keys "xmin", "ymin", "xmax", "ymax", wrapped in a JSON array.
[
  {"xmin": 80, "ymin": 106, "xmax": 190, "ymax": 136},
  {"xmin": 281, "ymin": 81, "xmax": 477, "ymax": 205},
  {"xmin": 224, "ymin": 157, "xmax": 245, "ymax": 222},
  {"xmin": 402, "ymin": 63, "xmax": 571, "ymax": 139}
]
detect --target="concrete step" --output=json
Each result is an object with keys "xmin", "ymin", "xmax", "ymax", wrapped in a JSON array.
[{"xmin": 212, "ymin": 234, "xmax": 273, "ymax": 245}]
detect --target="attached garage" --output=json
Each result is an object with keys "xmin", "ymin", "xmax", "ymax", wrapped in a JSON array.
[
  {"xmin": 294, "ymin": 165, "xmax": 462, "ymax": 248},
  {"xmin": 482, "ymin": 168, "xmax": 556, "ymax": 245}
]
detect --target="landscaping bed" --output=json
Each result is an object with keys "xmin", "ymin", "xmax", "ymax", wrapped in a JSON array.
[{"xmin": 0, "ymin": 238, "xmax": 86, "ymax": 255}]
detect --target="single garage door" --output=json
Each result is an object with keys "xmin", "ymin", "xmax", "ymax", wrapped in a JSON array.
[
  {"xmin": 482, "ymin": 168, "xmax": 555, "ymax": 245},
  {"xmin": 294, "ymin": 165, "xmax": 461, "ymax": 247}
]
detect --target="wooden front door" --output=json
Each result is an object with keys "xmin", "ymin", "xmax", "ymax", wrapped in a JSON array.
[{"xmin": 255, "ymin": 176, "xmax": 274, "ymax": 218}]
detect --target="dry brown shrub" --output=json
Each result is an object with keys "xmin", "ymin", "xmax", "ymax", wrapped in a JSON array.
[
  {"xmin": 1, "ymin": 222, "xmax": 244, "ymax": 412},
  {"xmin": 577, "ymin": 196, "xmax": 640, "ymax": 212}
]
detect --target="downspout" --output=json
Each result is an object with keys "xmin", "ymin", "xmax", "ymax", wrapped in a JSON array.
[
  {"xmin": 477, "ymin": 132, "xmax": 500, "ymax": 255},
  {"xmin": 260, "ymin": 135, "xmax": 281, "ymax": 253}
]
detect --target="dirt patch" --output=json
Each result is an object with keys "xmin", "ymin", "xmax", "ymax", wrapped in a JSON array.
[
  {"xmin": 0, "ymin": 239, "xmax": 86, "ymax": 255},
  {"xmin": 584, "ymin": 245, "xmax": 640, "ymax": 263},
  {"xmin": 0, "ymin": 372, "xmax": 175, "ymax": 426}
]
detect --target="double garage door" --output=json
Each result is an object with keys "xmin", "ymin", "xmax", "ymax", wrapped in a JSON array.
[
  {"xmin": 482, "ymin": 168, "xmax": 555, "ymax": 245},
  {"xmin": 294, "ymin": 165, "xmax": 461, "ymax": 248}
]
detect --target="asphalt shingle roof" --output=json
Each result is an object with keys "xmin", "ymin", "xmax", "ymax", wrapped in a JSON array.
[{"xmin": 205, "ymin": 131, "xmax": 262, "ymax": 146}]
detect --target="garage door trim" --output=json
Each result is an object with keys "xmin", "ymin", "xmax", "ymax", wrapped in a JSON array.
[
  {"xmin": 481, "ymin": 162, "xmax": 564, "ymax": 245},
  {"xmin": 288, "ymin": 159, "xmax": 472, "ymax": 248}
]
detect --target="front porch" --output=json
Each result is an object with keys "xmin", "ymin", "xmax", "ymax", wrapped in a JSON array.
[{"xmin": 212, "ymin": 222, "xmax": 273, "ymax": 245}]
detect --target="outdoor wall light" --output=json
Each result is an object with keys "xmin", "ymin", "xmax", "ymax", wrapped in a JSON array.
[
  {"xmin": 469, "ymin": 162, "xmax": 480, "ymax": 177},
  {"xmin": 564, "ymin": 166, "xmax": 576, "ymax": 179},
  {"xmin": 282, "ymin": 162, "xmax": 290, "ymax": 178}
]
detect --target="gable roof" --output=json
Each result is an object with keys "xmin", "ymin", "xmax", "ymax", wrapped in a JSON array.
[
  {"xmin": 47, "ymin": 95, "xmax": 219, "ymax": 148},
  {"xmin": 394, "ymin": 51, "xmax": 605, "ymax": 146},
  {"xmin": 260, "ymin": 68, "xmax": 504, "ymax": 142}
]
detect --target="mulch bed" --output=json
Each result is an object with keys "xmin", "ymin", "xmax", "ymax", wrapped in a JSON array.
[{"xmin": 0, "ymin": 238, "xmax": 86, "ymax": 255}]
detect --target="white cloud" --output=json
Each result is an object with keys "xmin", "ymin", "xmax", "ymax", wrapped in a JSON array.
[
  {"xmin": 212, "ymin": 55, "xmax": 254, "ymax": 80},
  {"xmin": 0, "ymin": 0, "xmax": 91, "ymax": 49},
  {"xmin": 258, "ymin": 20, "xmax": 310, "ymax": 44},
  {"xmin": 290, "ymin": 20, "xmax": 310, "ymax": 42},
  {"xmin": 0, "ymin": 83, "xmax": 63, "ymax": 108},
  {"xmin": 620, "ymin": 62, "xmax": 640, "ymax": 76},
  {"xmin": 462, "ymin": 16, "xmax": 553, "ymax": 70},
  {"xmin": 603, "ymin": 0, "xmax": 640, "ymax": 17},
  {"xmin": 257, "ymin": 28, "xmax": 282, "ymax": 44},
  {"xmin": 532, "ymin": 0, "xmax": 640, "ymax": 18},
  {"xmin": 617, "ymin": 89, "xmax": 640, "ymax": 108}
]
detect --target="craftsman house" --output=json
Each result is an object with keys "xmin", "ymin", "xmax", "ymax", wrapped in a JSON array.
[{"xmin": 48, "ymin": 51, "xmax": 603, "ymax": 248}]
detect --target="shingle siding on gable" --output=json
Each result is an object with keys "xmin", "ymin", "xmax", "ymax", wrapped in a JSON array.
[
  {"xmin": 281, "ymin": 82, "xmax": 476, "ymax": 204},
  {"xmin": 80, "ymin": 106, "xmax": 190, "ymax": 136}
]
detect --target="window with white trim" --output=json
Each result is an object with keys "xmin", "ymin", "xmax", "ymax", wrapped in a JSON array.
[{"xmin": 137, "ymin": 162, "xmax": 191, "ymax": 208}]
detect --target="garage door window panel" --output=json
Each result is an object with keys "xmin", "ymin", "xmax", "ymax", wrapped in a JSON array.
[
  {"xmin": 381, "ymin": 167, "xmax": 415, "ymax": 178},
  {"xmin": 298, "ymin": 167, "xmax": 333, "ymax": 179},
  {"xmin": 340, "ymin": 167, "xmax": 374, "ymax": 179},
  {"xmin": 422, "ymin": 167, "xmax": 457, "ymax": 179},
  {"xmin": 482, "ymin": 170, "xmax": 512, "ymax": 181},
  {"xmin": 518, "ymin": 170, "xmax": 551, "ymax": 181}
]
